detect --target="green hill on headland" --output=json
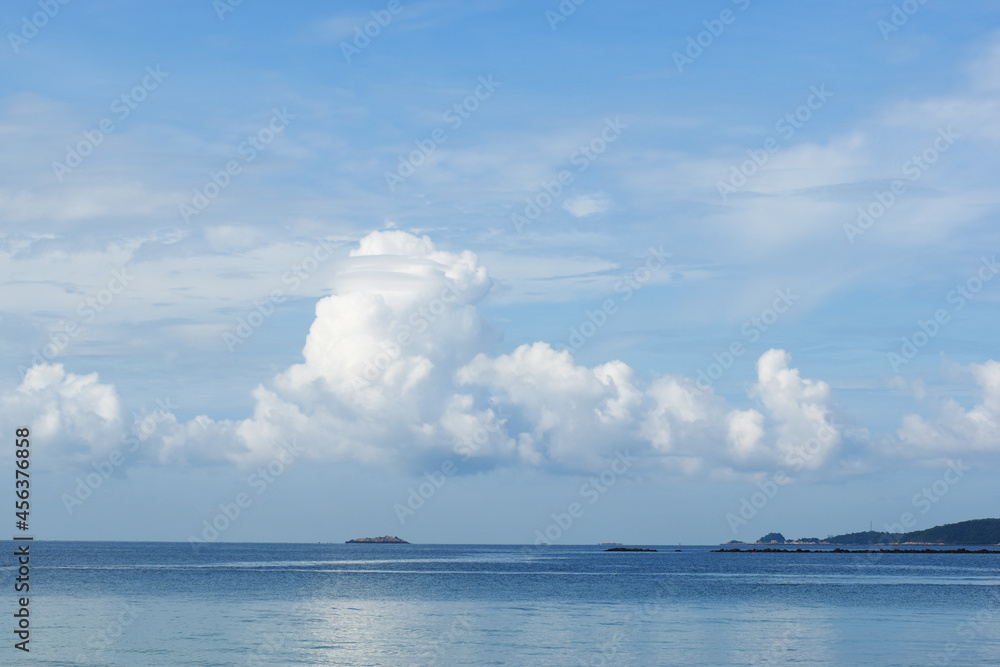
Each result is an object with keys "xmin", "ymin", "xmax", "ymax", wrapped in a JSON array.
[
  {"xmin": 758, "ymin": 519, "xmax": 1000, "ymax": 546},
  {"xmin": 820, "ymin": 530, "xmax": 899, "ymax": 545},
  {"xmin": 899, "ymin": 519, "xmax": 1000, "ymax": 545}
]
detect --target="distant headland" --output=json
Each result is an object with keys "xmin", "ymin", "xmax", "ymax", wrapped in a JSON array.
[
  {"xmin": 726, "ymin": 518, "xmax": 1000, "ymax": 547},
  {"xmin": 717, "ymin": 547, "xmax": 1000, "ymax": 554},
  {"xmin": 346, "ymin": 535, "xmax": 410, "ymax": 544}
]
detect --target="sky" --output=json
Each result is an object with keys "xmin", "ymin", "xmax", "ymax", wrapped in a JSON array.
[{"xmin": 1, "ymin": 0, "xmax": 999, "ymax": 545}]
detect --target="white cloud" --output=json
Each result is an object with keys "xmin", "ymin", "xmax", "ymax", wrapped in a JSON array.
[
  {"xmin": 175, "ymin": 230, "xmax": 501, "ymax": 467},
  {"xmin": 727, "ymin": 409, "xmax": 765, "ymax": 459},
  {"xmin": 0, "ymin": 182, "xmax": 178, "ymax": 225},
  {"xmin": 640, "ymin": 376, "xmax": 720, "ymax": 457},
  {"xmin": 140, "ymin": 235, "xmax": 853, "ymax": 477},
  {"xmin": 458, "ymin": 344, "xmax": 646, "ymax": 470},
  {"xmin": 748, "ymin": 349, "xmax": 840, "ymax": 469},
  {"xmin": 11, "ymin": 364, "xmax": 122, "ymax": 449},
  {"xmin": 1, "ymin": 364, "xmax": 137, "ymax": 469},
  {"xmin": 562, "ymin": 193, "xmax": 611, "ymax": 218},
  {"xmin": 204, "ymin": 225, "xmax": 265, "ymax": 251},
  {"xmin": 896, "ymin": 360, "xmax": 1000, "ymax": 455}
]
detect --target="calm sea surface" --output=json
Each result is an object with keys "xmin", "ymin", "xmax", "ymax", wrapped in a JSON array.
[{"xmin": 3, "ymin": 541, "xmax": 999, "ymax": 666}]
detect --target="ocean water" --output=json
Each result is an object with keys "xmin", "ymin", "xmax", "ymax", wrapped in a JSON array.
[{"xmin": 4, "ymin": 541, "xmax": 1000, "ymax": 666}]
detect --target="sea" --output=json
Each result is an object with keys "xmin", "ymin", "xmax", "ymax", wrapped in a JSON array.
[{"xmin": 4, "ymin": 541, "xmax": 1000, "ymax": 666}]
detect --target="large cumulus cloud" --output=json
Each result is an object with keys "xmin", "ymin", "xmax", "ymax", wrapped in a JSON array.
[{"xmin": 12, "ymin": 230, "xmax": 987, "ymax": 478}]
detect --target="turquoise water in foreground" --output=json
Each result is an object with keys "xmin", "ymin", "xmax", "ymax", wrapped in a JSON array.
[{"xmin": 4, "ymin": 542, "xmax": 1000, "ymax": 665}]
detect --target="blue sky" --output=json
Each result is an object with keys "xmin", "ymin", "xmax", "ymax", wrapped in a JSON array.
[{"xmin": 2, "ymin": 0, "xmax": 999, "ymax": 544}]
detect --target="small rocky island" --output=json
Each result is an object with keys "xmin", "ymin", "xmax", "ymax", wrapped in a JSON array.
[
  {"xmin": 346, "ymin": 535, "xmax": 410, "ymax": 544},
  {"xmin": 605, "ymin": 547, "xmax": 657, "ymax": 552}
]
